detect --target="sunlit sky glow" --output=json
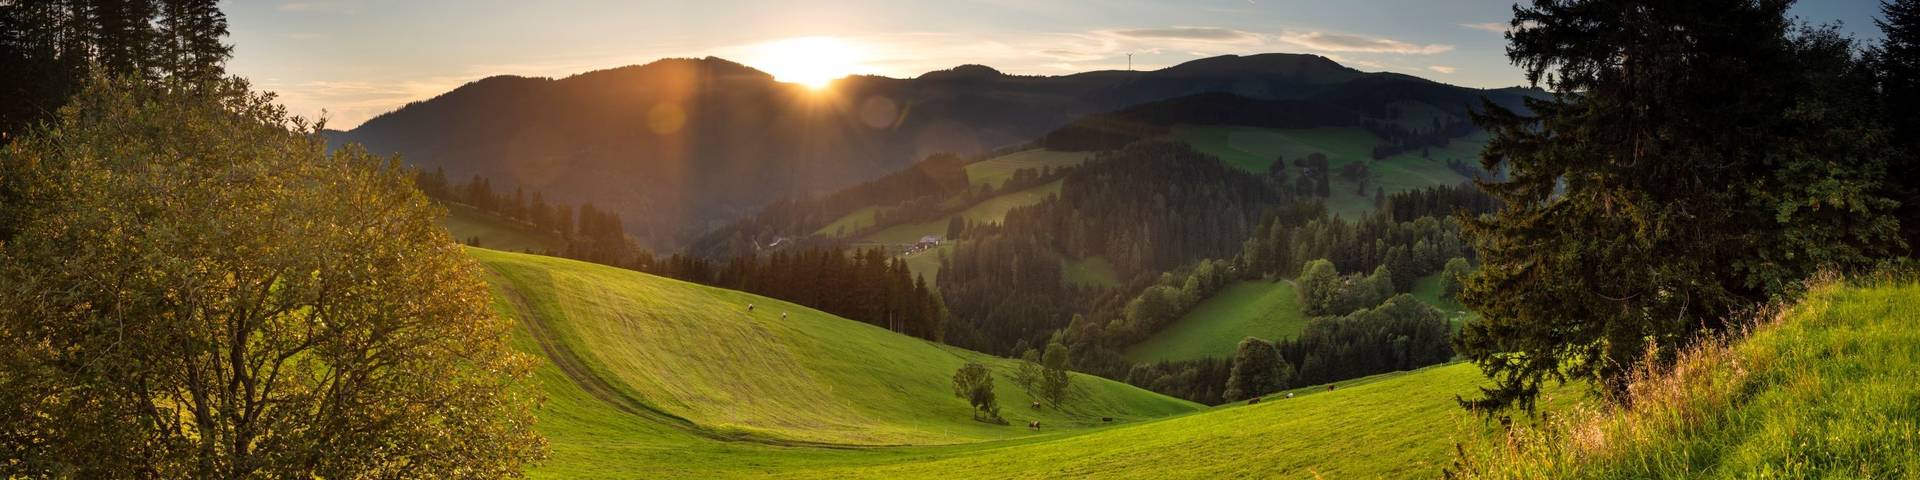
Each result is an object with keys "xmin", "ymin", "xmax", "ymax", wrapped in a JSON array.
[{"xmin": 227, "ymin": 0, "xmax": 1884, "ymax": 129}]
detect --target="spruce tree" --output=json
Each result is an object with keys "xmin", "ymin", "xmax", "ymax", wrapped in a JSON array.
[{"xmin": 1456, "ymin": 0, "xmax": 1903, "ymax": 412}]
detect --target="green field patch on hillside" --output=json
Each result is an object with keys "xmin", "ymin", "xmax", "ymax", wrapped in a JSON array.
[
  {"xmin": 965, "ymin": 149, "xmax": 1093, "ymax": 188},
  {"xmin": 786, "ymin": 362, "xmax": 1578, "ymax": 479},
  {"xmin": 474, "ymin": 248, "xmax": 1196, "ymax": 449},
  {"xmin": 1173, "ymin": 125, "xmax": 1379, "ymax": 172},
  {"xmin": 861, "ymin": 180, "xmax": 1062, "ymax": 245},
  {"xmin": 440, "ymin": 202, "xmax": 566, "ymax": 253},
  {"xmin": 1174, "ymin": 124, "xmax": 1478, "ymax": 219},
  {"xmin": 1126, "ymin": 279, "xmax": 1311, "ymax": 363},
  {"xmin": 902, "ymin": 244, "xmax": 952, "ymax": 284},
  {"xmin": 814, "ymin": 205, "xmax": 886, "ymax": 237},
  {"xmin": 1062, "ymin": 256, "xmax": 1120, "ymax": 289},
  {"xmin": 1410, "ymin": 273, "xmax": 1472, "ymax": 328}
]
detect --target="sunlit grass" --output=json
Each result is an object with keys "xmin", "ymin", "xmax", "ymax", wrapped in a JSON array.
[
  {"xmin": 1126, "ymin": 279, "xmax": 1308, "ymax": 363},
  {"xmin": 1450, "ymin": 278, "xmax": 1920, "ymax": 478}
]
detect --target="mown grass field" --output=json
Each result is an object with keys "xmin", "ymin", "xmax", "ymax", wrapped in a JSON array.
[
  {"xmin": 475, "ymin": 248, "xmax": 1197, "ymax": 446},
  {"xmin": 460, "ymin": 248, "xmax": 1626, "ymax": 478},
  {"xmin": 440, "ymin": 202, "xmax": 566, "ymax": 253},
  {"xmin": 1125, "ymin": 280, "xmax": 1310, "ymax": 363},
  {"xmin": 861, "ymin": 180, "xmax": 1062, "ymax": 244},
  {"xmin": 1453, "ymin": 279, "xmax": 1920, "ymax": 478},
  {"xmin": 964, "ymin": 149, "xmax": 1093, "ymax": 188}
]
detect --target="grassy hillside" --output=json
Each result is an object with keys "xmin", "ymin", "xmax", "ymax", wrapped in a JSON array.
[
  {"xmin": 901, "ymin": 244, "xmax": 952, "ymax": 284},
  {"xmin": 441, "ymin": 202, "xmax": 567, "ymax": 253},
  {"xmin": 1126, "ymin": 280, "xmax": 1310, "ymax": 363},
  {"xmin": 861, "ymin": 180, "xmax": 1063, "ymax": 244},
  {"xmin": 1453, "ymin": 279, "xmax": 1920, "ymax": 478},
  {"xmin": 467, "ymin": 247, "xmax": 1621, "ymax": 478},
  {"xmin": 474, "ymin": 248, "xmax": 1197, "ymax": 448},
  {"xmin": 1173, "ymin": 124, "xmax": 1477, "ymax": 219},
  {"xmin": 783, "ymin": 363, "xmax": 1578, "ymax": 479},
  {"xmin": 964, "ymin": 149, "xmax": 1094, "ymax": 188},
  {"xmin": 814, "ymin": 205, "xmax": 885, "ymax": 237}
]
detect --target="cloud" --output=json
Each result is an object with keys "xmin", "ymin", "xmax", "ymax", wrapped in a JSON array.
[
  {"xmin": 1104, "ymin": 27, "xmax": 1262, "ymax": 43},
  {"xmin": 1460, "ymin": 22, "xmax": 1510, "ymax": 34},
  {"xmin": 278, "ymin": 2, "xmax": 312, "ymax": 11},
  {"xmin": 1278, "ymin": 31, "xmax": 1453, "ymax": 55},
  {"xmin": 1428, "ymin": 65, "xmax": 1457, "ymax": 74}
]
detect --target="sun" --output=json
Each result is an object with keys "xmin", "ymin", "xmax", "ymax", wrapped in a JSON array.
[{"xmin": 748, "ymin": 37, "xmax": 861, "ymax": 90}]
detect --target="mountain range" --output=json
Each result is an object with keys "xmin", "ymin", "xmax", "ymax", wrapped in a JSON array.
[{"xmin": 327, "ymin": 53, "xmax": 1541, "ymax": 249}]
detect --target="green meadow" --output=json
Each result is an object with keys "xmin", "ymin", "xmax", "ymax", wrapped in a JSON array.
[
  {"xmin": 964, "ymin": 149, "xmax": 1094, "ymax": 188},
  {"xmin": 469, "ymin": 248, "xmax": 1582, "ymax": 478},
  {"xmin": 1126, "ymin": 280, "xmax": 1310, "ymax": 363},
  {"xmin": 861, "ymin": 180, "xmax": 1062, "ymax": 244},
  {"xmin": 1172, "ymin": 124, "xmax": 1477, "ymax": 219},
  {"xmin": 441, "ymin": 202, "xmax": 567, "ymax": 253}
]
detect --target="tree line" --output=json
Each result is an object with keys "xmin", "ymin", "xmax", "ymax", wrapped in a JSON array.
[
  {"xmin": 423, "ymin": 169, "xmax": 948, "ymax": 342},
  {"xmin": 0, "ymin": 0, "xmax": 230, "ymax": 138},
  {"xmin": 411, "ymin": 167, "xmax": 636, "ymax": 265}
]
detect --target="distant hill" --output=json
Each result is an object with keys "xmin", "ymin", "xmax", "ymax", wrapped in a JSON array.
[{"xmin": 331, "ymin": 54, "xmax": 1540, "ymax": 248}]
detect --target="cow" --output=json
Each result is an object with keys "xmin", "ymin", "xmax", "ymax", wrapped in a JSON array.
[
  {"xmin": 781, "ymin": 312, "xmax": 788, "ymax": 320},
  {"xmin": 1247, "ymin": 397, "xmax": 1261, "ymax": 405},
  {"xmin": 1031, "ymin": 401, "xmax": 1041, "ymax": 409},
  {"xmin": 1327, "ymin": 384, "xmax": 1336, "ymax": 392},
  {"xmin": 747, "ymin": 304, "xmax": 755, "ymax": 312},
  {"xmin": 1285, "ymin": 392, "xmax": 1295, "ymax": 399},
  {"xmin": 1101, "ymin": 417, "xmax": 1113, "ymax": 423},
  {"xmin": 1027, "ymin": 421, "xmax": 1041, "ymax": 430}
]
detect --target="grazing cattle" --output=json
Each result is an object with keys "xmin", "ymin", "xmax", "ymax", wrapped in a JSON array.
[
  {"xmin": 1101, "ymin": 417, "xmax": 1113, "ymax": 422},
  {"xmin": 1327, "ymin": 384, "xmax": 1335, "ymax": 392},
  {"xmin": 1031, "ymin": 401, "xmax": 1041, "ymax": 409},
  {"xmin": 1247, "ymin": 397, "xmax": 1261, "ymax": 405},
  {"xmin": 781, "ymin": 312, "xmax": 788, "ymax": 320},
  {"xmin": 1027, "ymin": 421, "xmax": 1041, "ymax": 430},
  {"xmin": 1285, "ymin": 392, "xmax": 1295, "ymax": 399},
  {"xmin": 747, "ymin": 304, "xmax": 755, "ymax": 312}
]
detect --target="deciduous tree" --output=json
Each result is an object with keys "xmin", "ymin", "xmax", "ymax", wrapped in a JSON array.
[{"xmin": 0, "ymin": 77, "xmax": 546, "ymax": 478}]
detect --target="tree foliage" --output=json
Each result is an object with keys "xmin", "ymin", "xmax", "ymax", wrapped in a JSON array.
[
  {"xmin": 1223, "ymin": 337, "xmax": 1293, "ymax": 402},
  {"xmin": 951, "ymin": 362, "xmax": 1002, "ymax": 423},
  {"xmin": 1038, "ymin": 340, "xmax": 1072, "ymax": 408},
  {"xmin": 1457, "ymin": 0, "xmax": 1905, "ymax": 412},
  {"xmin": 0, "ymin": 78, "xmax": 546, "ymax": 478},
  {"xmin": 1873, "ymin": 0, "xmax": 1920, "ymax": 246}
]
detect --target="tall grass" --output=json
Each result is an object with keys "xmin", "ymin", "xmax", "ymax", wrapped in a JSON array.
[{"xmin": 1447, "ymin": 275, "xmax": 1920, "ymax": 478}]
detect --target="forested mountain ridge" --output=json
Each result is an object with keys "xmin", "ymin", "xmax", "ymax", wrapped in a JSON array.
[{"xmin": 330, "ymin": 53, "xmax": 1542, "ymax": 248}]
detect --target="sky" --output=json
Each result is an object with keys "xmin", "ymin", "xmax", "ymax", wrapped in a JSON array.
[{"xmin": 226, "ymin": 0, "xmax": 1889, "ymax": 129}]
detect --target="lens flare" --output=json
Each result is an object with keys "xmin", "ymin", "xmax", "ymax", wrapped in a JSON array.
[{"xmin": 747, "ymin": 37, "xmax": 862, "ymax": 90}]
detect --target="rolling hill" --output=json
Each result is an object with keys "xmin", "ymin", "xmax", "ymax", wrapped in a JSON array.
[
  {"xmin": 470, "ymin": 246, "xmax": 1564, "ymax": 478},
  {"xmin": 471, "ymin": 247, "xmax": 1915, "ymax": 478},
  {"xmin": 473, "ymin": 248, "xmax": 1198, "ymax": 447}
]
